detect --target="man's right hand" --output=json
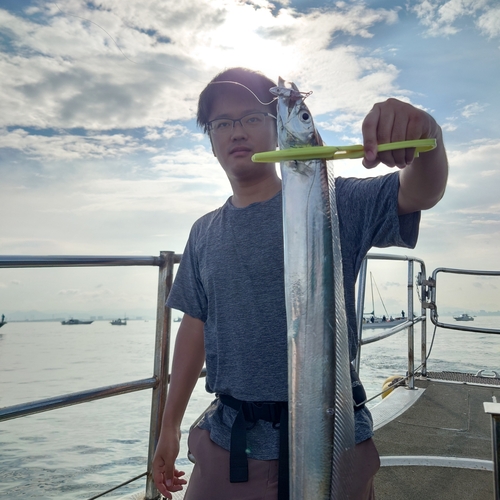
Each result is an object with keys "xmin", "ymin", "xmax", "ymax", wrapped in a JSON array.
[
  {"xmin": 152, "ymin": 427, "xmax": 187, "ymax": 499},
  {"xmin": 152, "ymin": 314, "xmax": 205, "ymax": 497}
]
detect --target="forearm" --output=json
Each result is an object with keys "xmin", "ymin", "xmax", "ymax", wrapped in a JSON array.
[
  {"xmin": 398, "ymin": 124, "xmax": 448, "ymax": 215},
  {"xmin": 160, "ymin": 314, "xmax": 205, "ymax": 431},
  {"xmin": 361, "ymin": 98, "xmax": 449, "ymax": 216}
]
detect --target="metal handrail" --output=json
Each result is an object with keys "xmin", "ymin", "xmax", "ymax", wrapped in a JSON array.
[
  {"xmin": 483, "ymin": 401, "xmax": 500, "ymax": 500},
  {"xmin": 361, "ymin": 317, "xmax": 423, "ymax": 345},
  {"xmin": 355, "ymin": 253, "xmax": 428, "ymax": 386},
  {"xmin": 356, "ymin": 253, "xmax": 500, "ymax": 375},
  {"xmin": 3, "ymin": 252, "xmax": 498, "ymax": 499},
  {"xmin": 429, "ymin": 267, "xmax": 500, "ymax": 335},
  {"xmin": 0, "ymin": 378, "xmax": 157, "ymax": 421},
  {"xmin": 0, "ymin": 252, "xmax": 182, "ymax": 500},
  {"xmin": 0, "ymin": 255, "xmax": 163, "ymax": 268}
]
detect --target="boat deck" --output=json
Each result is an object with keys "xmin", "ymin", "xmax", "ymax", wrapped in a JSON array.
[
  {"xmin": 373, "ymin": 374, "xmax": 500, "ymax": 500},
  {"xmin": 123, "ymin": 373, "xmax": 499, "ymax": 500}
]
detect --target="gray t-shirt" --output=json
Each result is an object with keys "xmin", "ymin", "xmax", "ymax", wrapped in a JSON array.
[{"xmin": 167, "ymin": 172, "xmax": 420, "ymax": 460}]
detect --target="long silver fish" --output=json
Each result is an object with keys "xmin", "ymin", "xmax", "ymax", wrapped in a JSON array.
[{"xmin": 270, "ymin": 79, "xmax": 356, "ymax": 499}]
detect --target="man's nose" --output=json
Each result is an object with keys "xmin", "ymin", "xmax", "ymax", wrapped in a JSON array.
[{"xmin": 230, "ymin": 119, "xmax": 247, "ymax": 138}]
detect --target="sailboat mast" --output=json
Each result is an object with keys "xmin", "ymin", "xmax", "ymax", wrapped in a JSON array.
[{"xmin": 370, "ymin": 272, "xmax": 375, "ymax": 316}]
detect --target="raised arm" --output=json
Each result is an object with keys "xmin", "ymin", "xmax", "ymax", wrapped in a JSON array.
[
  {"xmin": 152, "ymin": 314, "xmax": 205, "ymax": 499},
  {"xmin": 361, "ymin": 98, "xmax": 448, "ymax": 215}
]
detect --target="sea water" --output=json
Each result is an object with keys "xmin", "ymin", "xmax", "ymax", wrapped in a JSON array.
[{"xmin": 0, "ymin": 317, "xmax": 498, "ymax": 499}]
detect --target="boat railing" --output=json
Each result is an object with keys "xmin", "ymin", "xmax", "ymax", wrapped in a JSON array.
[
  {"xmin": 356, "ymin": 254, "xmax": 500, "ymax": 383},
  {"xmin": 483, "ymin": 400, "xmax": 500, "ymax": 500},
  {"xmin": 0, "ymin": 252, "xmax": 181, "ymax": 500},
  {"xmin": 355, "ymin": 253, "xmax": 427, "ymax": 388},
  {"xmin": 428, "ymin": 267, "xmax": 500, "ymax": 335},
  {"xmin": 357, "ymin": 253, "xmax": 500, "ymax": 497},
  {"xmin": 2, "ymin": 253, "xmax": 499, "ymax": 499},
  {"xmin": 360, "ymin": 316, "xmax": 423, "ymax": 345}
]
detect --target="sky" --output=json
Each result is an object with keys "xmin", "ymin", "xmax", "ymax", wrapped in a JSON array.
[{"xmin": 0, "ymin": 0, "xmax": 499, "ymax": 319}]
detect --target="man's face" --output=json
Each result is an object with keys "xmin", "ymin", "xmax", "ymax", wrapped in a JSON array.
[{"xmin": 208, "ymin": 89, "xmax": 277, "ymax": 181}]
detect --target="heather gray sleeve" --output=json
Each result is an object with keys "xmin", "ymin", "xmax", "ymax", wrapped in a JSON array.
[
  {"xmin": 336, "ymin": 172, "xmax": 420, "ymax": 360},
  {"xmin": 337, "ymin": 172, "xmax": 420, "ymax": 276},
  {"xmin": 166, "ymin": 219, "xmax": 208, "ymax": 322}
]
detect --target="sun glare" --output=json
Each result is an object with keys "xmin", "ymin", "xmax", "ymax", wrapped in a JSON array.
[{"xmin": 192, "ymin": 3, "xmax": 296, "ymax": 83}]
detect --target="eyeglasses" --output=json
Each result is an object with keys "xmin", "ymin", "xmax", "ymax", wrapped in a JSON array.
[{"xmin": 208, "ymin": 112, "xmax": 276, "ymax": 135}]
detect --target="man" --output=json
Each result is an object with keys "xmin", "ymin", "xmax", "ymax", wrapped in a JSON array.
[{"xmin": 152, "ymin": 67, "xmax": 448, "ymax": 500}]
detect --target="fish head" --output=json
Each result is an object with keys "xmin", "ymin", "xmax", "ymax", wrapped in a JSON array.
[{"xmin": 270, "ymin": 77, "xmax": 321, "ymax": 150}]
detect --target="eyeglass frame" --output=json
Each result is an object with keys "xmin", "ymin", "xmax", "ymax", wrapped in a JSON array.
[{"xmin": 207, "ymin": 111, "xmax": 276, "ymax": 134}]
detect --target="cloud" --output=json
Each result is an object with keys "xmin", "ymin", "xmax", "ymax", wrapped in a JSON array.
[
  {"xmin": 410, "ymin": 0, "xmax": 499, "ymax": 38},
  {"xmin": 461, "ymin": 102, "xmax": 487, "ymax": 118},
  {"xmin": 0, "ymin": 2, "xmax": 210, "ymax": 129},
  {"xmin": 144, "ymin": 124, "xmax": 193, "ymax": 141},
  {"xmin": 406, "ymin": 136, "xmax": 500, "ymax": 273},
  {"xmin": 57, "ymin": 289, "xmax": 81, "ymax": 295},
  {"xmin": 480, "ymin": 170, "xmax": 498, "ymax": 177},
  {"xmin": 0, "ymin": 128, "xmax": 156, "ymax": 161},
  {"xmin": 0, "ymin": 0, "xmax": 403, "ymax": 135},
  {"xmin": 55, "ymin": 286, "xmax": 116, "ymax": 302},
  {"xmin": 437, "ymin": 100, "xmax": 490, "ymax": 134},
  {"xmin": 0, "ymin": 0, "xmax": 498, "ymax": 315},
  {"xmin": 442, "ymin": 122, "xmax": 458, "ymax": 132},
  {"xmin": 476, "ymin": 5, "xmax": 500, "ymax": 38},
  {"xmin": 444, "ymin": 141, "xmax": 500, "ymax": 211},
  {"xmin": 472, "ymin": 279, "xmax": 498, "ymax": 289}
]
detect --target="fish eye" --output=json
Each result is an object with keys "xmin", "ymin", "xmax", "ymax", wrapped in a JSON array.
[{"xmin": 300, "ymin": 111, "xmax": 310, "ymax": 122}]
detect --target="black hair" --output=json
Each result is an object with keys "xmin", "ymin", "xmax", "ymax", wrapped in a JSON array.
[{"xmin": 197, "ymin": 67, "xmax": 277, "ymax": 133}]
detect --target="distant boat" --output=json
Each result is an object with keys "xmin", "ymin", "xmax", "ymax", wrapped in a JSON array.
[
  {"xmin": 61, "ymin": 319, "xmax": 93, "ymax": 325},
  {"xmin": 110, "ymin": 318, "xmax": 127, "ymax": 326},
  {"xmin": 363, "ymin": 317, "xmax": 407, "ymax": 329},
  {"xmin": 362, "ymin": 272, "xmax": 406, "ymax": 329},
  {"xmin": 453, "ymin": 313, "xmax": 474, "ymax": 321}
]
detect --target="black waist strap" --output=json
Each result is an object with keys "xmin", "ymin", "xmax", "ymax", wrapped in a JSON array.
[
  {"xmin": 218, "ymin": 368, "xmax": 365, "ymax": 500},
  {"xmin": 218, "ymin": 395, "xmax": 289, "ymax": 500}
]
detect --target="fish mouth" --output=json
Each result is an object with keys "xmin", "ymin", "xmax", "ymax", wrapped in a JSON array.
[{"xmin": 270, "ymin": 78, "xmax": 313, "ymax": 103}]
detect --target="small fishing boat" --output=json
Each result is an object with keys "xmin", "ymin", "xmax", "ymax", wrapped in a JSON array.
[
  {"xmin": 110, "ymin": 318, "xmax": 127, "ymax": 325},
  {"xmin": 61, "ymin": 318, "xmax": 93, "ymax": 325},
  {"xmin": 453, "ymin": 313, "xmax": 474, "ymax": 321},
  {"xmin": 363, "ymin": 316, "xmax": 407, "ymax": 329},
  {"xmin": 362, "ymin": 272, "xmax": 406, "ymax": 329}
]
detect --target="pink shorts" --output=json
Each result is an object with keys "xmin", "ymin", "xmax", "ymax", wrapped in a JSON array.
[
  {"xmin": 184, "ymin": 426, "xmax": 378, "ymax": 500},
  {"xmin": 184, "ymin": 426, "xmax": 278, "ymax": 500}
]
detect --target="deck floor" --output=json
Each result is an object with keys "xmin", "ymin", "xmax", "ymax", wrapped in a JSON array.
[
  {"xmin": 127, "ymin": 376, "xmax": 499, "ymax": 500},
  {"xmin": 373, "ymin": 377, "xmax": 500, "ymax": 500}
]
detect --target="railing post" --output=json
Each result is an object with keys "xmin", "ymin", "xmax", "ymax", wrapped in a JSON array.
[
  {"xmin": 407, "ymin": 260, "xmax": 415, "ymax": 389},
  {"xmin": 483, "ymin": 401, "xmax": 500, "ymax": 500},
  {"xmin": 355, "ymin": 258, "xmax": 368, "ymax": 373},
  {"xmin": 145, "ymin": 251, "xmax": 176, "ymax": 499},
  {"xmin": 419, "ymin": 263, "xmax": 428, "ymax": 377}
]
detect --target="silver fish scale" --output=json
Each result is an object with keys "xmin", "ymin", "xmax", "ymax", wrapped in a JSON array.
[
  {"xmin": 271, "ymin": 79, "xmax": 356, "ymax": 499},
  {"xmin": 327, "ymin": 160, "xmax": 357, "ymax": 499}
]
